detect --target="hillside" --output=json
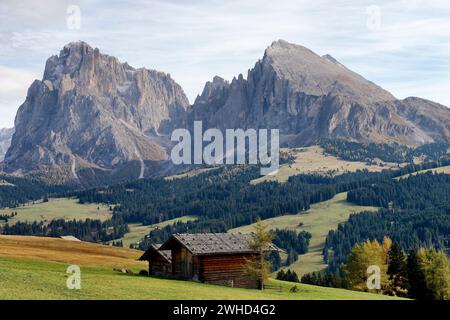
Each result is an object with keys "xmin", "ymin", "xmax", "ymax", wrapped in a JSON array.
[
  {"xmin": 230, "ymin": 192, "xmax": 378, "ymax": 276},
  {"xmin": 0, "ymin": 198, "xmax": 112, "ymax": 226},
  {"xmin": 0, "ymin": 235, "xmax": 399, "ymax": 300},
  {"xmin": 395, "ymin": 165, "xmax": 450, "ymax": 180},
  {"xmin": 251, "ymin": 146, "xmax": 404, "ymax": 184},
  {"xmin": 110, "ymin": 216, "xmax": 197, "ymax": 248}
]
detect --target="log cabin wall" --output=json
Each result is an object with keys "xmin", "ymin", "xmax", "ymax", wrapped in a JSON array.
[
  {"xmin": 149, "ymin": 255, "xmax": 172, "ymax": 276},
  {"xmin": 172, "ymin": 246, "xmax": 199, "ymax": 279},
  {"xmin": 180, "ymin": 247, "xmax": 193, "ymax": 278},
  {"xmin": 199, "ymin": 254, "xmax": 259, "ymax": 289},
  {"xmin": 171, "ymin": 246, "xmax": 182, "ymax": 276}
]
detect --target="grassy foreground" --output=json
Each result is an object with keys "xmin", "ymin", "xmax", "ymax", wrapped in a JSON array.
[
  {"xmin": 230, "ymin": 193, "xmax": 378, "ymax": 276},
  {"xmin": 0, "ymin": 235, "xmax": 398, "ymax": 300}
]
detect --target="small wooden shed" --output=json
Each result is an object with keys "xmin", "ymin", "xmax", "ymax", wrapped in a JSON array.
[
  {"xmin": 141, "ymin": 233, "xmax": 279, "ymax": 289},
  {"xmin": 138, "ymin": 244, "xmax": 172, "ymax": 276}
]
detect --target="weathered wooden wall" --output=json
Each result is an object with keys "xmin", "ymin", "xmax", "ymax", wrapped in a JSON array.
[
  {"xmin": 149, "ymin": 255, "xmax": 171, "ymax": 276},
  {"xmin": 199, "ymin": 254, "xmax": 259, "ymax": 289},
  {"xmin": 172, "ymin": 247, "xmax": 200, "ymax": 279}
]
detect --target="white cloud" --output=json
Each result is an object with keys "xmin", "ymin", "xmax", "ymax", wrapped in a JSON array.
[{"xmin": 0, "ymin": 66, "xmax": 38, "ymax": 128}]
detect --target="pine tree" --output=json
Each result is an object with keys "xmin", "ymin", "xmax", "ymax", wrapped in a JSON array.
[
  {"xmin": 290, "ymin": 270, "xmax": 300, "ymax": 283},
  {"xmin": 285, "ymin": 247, "xmax": 299, "ymax": 266},
  {"xmin": 407, "ymin": 249, "xmax": 430, "ymax": 300},
  {"xmin": 268, "ymin": 251, "xmax": 282, "ymax": 272},
  {"xmin": 386, "ymin": 242, "xmax": 408, "ymax": 296},
  {"xmin": 276, "ymin": 270, "xmax": 286, "ymax": 281}
]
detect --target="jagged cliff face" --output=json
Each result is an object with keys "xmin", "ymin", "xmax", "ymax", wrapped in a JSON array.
[
  {"xmin": 3, "ymin": 42, "xmax": 189, "ymax": 183},
  {"xmin": 189, "ymin": 40, "xmax": 450, "ymax": 146},
  {"xmin": 3, "ymin": 40, "xmax": 450, "ymax": 185},
  {"xmin": 0, "ymin": 128, "xmax": 14, "ymax": 161}
]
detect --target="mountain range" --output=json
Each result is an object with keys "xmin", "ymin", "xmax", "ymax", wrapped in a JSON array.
[
  {"xmin": 1, "ymin": 40, "xmax": 450, "ymax": 185},
  {"xmin": 188, "ymin": 40, "xmax": 450, "ymax": 146}
]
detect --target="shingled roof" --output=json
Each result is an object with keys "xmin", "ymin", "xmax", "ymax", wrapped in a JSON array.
[
  {"xmin": 139, "ymin": 244, "xmax": 172, "ymax": 263},
  {"xmin": 159, "ymin": 233, "xmax": 280, "ymax": 256}
]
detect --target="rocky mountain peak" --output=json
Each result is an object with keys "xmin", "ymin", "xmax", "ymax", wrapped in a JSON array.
[
  {"xmin": 3, "ymin": 40, "xmax": 450, "ymax": 185},
  {"xmin": 194, "ymin": 75, "xmax": 229, "ymax": 105},
  {"xmin": 322, "ymin": 54, "xmax": 341, "ymax": 65},
  {"xmin": 261, "ymin": 40, "xmax": 396, "ymax": 103},
  {"xmin": 4, "ymin": 42, "xmax": 189, "ymax": 184},
  {"xmin": 188, "ymin": 40, "xmax": 450, "ymax": 146}
]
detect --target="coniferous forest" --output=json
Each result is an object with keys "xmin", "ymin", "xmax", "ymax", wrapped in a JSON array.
[{"xmin": 1, "ymin": 218, "xmax": 128, "ymax": 242}]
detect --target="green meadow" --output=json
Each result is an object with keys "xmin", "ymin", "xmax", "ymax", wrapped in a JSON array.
[
  {"xmin": 0, "ymin": 198, "xmax": 112, "ymax": 225},
  {"xmin": 230, "ymin": 192, "xmax": 378, "ymax": 276},
  {"xmin": 0, "ymin": 256, "xmax": 397, "ymax": 300}
]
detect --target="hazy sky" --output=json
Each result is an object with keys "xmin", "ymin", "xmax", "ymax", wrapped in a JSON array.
[{"xmin": 1, "ymin": 0, "xmax": 450, "ymax": 128}]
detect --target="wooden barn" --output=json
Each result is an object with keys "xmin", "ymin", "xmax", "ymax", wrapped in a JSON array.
[
  {"xmin": 138, "ymin": 244, "xmax": 172, "ymax": 276},
  {"xmin": 139, "ymin": 233, "xmax": 279, "ymax": 289}
]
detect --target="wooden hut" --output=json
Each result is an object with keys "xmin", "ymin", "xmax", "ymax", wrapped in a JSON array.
[
  {"xmin": 142, "ymin": 233, "xmax": 279, "ymax": 289},
  {"xmin": 138, "ymin": 244, "xmax": 172, "ymax": 276}
]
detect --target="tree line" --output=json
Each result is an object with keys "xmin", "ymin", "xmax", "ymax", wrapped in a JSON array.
[
  {"xmin": 322, "ymin": 171, "xmax": 450, "ymax": 273},
  {"xmin": 303, "ymin": 238, "xmax": 450, "ymax": 300},
  {"xmin": 343, "ymin": 238, "xmax": 450, "ymax": 299},
  {"xmin": 266, "ymin": 229, "xmax": 312, "ymax": 271},
  {"xmin": 348, "ymin": 172, "xmax": 450, "ymax": 210},
  {"xmin": 319, "ymin": 139, "xmax": 450, "ymax": 163},
  {"xmin": 1, "ymin": 218, "xmax": 128, "ymax": 242},
  {"xmin": 0, "ymin": 174, "xmax": 70, "ymax": 209},
  {"xmin": 323, "ymin": 206, "xmax": 450, "ymax": 273}
]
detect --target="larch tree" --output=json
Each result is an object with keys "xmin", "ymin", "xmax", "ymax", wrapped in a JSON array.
[
  {"xmin": 245, "ymin": 218, "xmax": 274, "ymax": 290},
  {"xmin": 417, "ymin": 248, "xmax": 450, "ymax": 300},
  {"xmin": 342, "ymin": 238, "xmax": 391, "ymax": 293}
]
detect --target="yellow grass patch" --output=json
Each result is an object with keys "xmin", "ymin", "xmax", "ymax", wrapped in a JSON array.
[
  {"xmin": 165, "ymin": 167, "xmax": 219, "ymax": 180},
  {"xmin": 0, "ymin": 235, "xmax": 145, "ymax": 269},
  {"xmin": 395, "ymin": 165, "xmax": 450, "ymax": 180},
  {"xmin": 0, "ymin": 198, "xmax": 113, "ymax": 225},
  {"xmin": 252, "ymin": 146, "xmax": 404, "ymax": 184}
]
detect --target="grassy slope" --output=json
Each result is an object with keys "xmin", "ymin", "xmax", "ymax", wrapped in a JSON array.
[
  {"xmin": 0, "ymin": 198, "xmax": 112, "ymax": 225},
  {"xmin": 230, "ymin": 193, "xmax": 378, "ymax": 276},
  {"xmin": 0, "ymin": 179, "xmax": 15, "ymax": 186},
  {"xmin": 395, "ymin": 165, "xmax": 450, "ymax": 180},
  {"xmin": 113, "ymin": 216, "xmax": 197, "ymax": 248},
  {"xmin": 252, "ymin": 146, "xmax": 403, "ymax": 184},
  {"xmin": 0, "ymin": 235, "xmax": 398, "ymax": 300},
  {"xmin": 165, "ymin": 167, "xmax": 219, "ymax": 180}
]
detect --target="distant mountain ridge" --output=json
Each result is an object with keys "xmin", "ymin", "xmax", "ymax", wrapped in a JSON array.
[
  {"xmin": 2, "ymin": 40, "xmax": 450, "ymax": 185},
  {"xmin": 187, "ymin": 40, "xmax": 450, "ymax": 147}
]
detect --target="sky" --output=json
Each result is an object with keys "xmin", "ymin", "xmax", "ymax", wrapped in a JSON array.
[{"xmin": 1, "ymin": 0, "xmax": 450, "ymax": 128}]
